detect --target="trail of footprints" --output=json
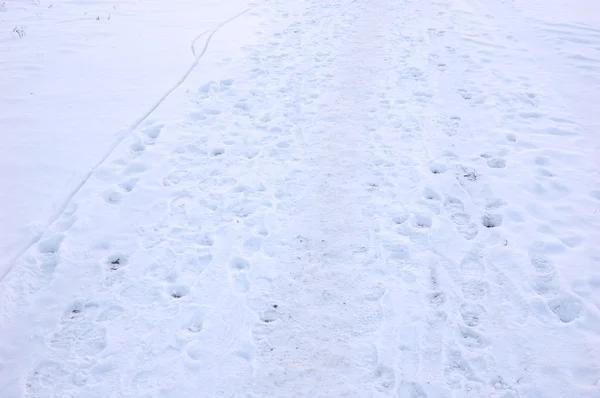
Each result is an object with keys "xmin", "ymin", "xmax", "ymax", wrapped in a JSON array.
[
  {"xmin": 368, "ymin": 0, "xmax": 593, "ymax": 394},
  {"xmin": 22, "ymin": 45, "xmax": 290, "ymax": 397},
  {"xmin": 19, "ymin": 0, "xmax": 598, "ymax": 395},
  {"xmin": 419, "ymin": 3, "xmax": 587, "ymax": 333},
  {"xmin": 25, "ymin": 3, "xmax": 333, "ymax": 392}
]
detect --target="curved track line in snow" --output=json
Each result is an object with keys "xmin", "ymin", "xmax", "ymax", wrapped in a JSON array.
[
  {"xmin": 0, "ymin": 3, "xmax": 263, "ymax": 282},
  {"xmin": 132, "ymin": 3, "xmax": 264, "ymax": 129}
]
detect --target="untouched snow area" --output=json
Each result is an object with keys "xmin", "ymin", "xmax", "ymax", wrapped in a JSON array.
[{"xmin": 1, "ymin": 0, "xmax": 600, "ymax": 396}]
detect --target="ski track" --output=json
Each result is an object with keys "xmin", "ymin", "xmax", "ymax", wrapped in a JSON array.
[{"xmin": 1, "ymin": 0, "xmax": 599, "ymax": 397}]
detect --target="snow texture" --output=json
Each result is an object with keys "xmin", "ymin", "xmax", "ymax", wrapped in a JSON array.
[{"xmin": 1, "ymin": 0, "xmax": 600, "ymax": 397}]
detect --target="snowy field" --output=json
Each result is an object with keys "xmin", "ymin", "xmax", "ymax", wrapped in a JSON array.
[
  {"xmin": 1, "ymin": 0, "xmax": 599, "ymax": 396},
  {"xmin": 0, "ymin": 0, "xmax": 257, "ymax": 277}
]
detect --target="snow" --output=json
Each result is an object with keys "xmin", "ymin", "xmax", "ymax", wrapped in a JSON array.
[
  {"xmin": 0, "ymin": 0, "xmax": 256, "ymax": 277},
  {"xmin": 1, "ymin": 0, "xmax": 600, "ymax": 397}
]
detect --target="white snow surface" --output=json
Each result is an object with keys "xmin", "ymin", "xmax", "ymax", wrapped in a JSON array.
[
  {"xmin": 0, "ymin": 0, "xmax": 257, "ymax": 277},
  {"xmin": 1, "ymin": 0, "xmax": 600, "ymax": 397}
]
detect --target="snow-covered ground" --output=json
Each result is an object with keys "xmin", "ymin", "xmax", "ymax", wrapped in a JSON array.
[
  {"xmin": 0, "ymin": 0, "xmax": 257, "ymax": 277},
  {"xmin": 1, "ymin": 0, "xmax": 600, "ymax": 396}
]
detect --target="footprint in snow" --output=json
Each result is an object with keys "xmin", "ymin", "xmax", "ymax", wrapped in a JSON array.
[
  {"xmin": 37, "ymin": 234, "xmax": 64, "ymax": 254},
  {"xmin": 397, "ymin": 381, "xmax": 428, "ymax": 398},
  {"xmin": 96, "ymin": 305, "xmax": 124, "ymax": 322},
  {"xmin": 535, "ymin": 167, "xmax": 554, "ymax": 178},
  {"xmin": 50, "ymin": 321, "xmax": 107, "ymax": 356},
  {"xmin": 169, "ymin": 195, "xmax": 196, "ymax": 221},
  {"xmin": 481, "ymin": 213, "xmax": 503, "ymax": 228},
  {"xmin": 458, "ymin": 88, "xmax": 472, "ymax": 100},
  {"xmin": 450, "ymin": 212, "xmax": 471, "ymax": 226},
  {"xmin": 441, "ymin": 196, "xmax": 479, "ymax": 239},
  {"xmin": 168, "ymin": 285, "xmax": 190, "ymax": 299},
  {"xmin": 129, "ymin": 140, "xmax": 146, "ymax": 154},
  {"xmin": 588, "ymin": 190, "xmax": 600, "ymax": 201},
  {"xmin": 102, "ymin": 190, "xmax": 124, "ymax": 205},
  {"xmin": 198, "ymin": 81, "xmax": 214, "ymax": 95},
  {"xmin": 142, "ymin": 124, "xmax": 163, "ymax": 144},
  {"xmin": 372, "ymin": 364, "xmax": 396, "ymax": 392},
  {"xmin": 230, "ymin": 257, "xmax": 251, "ymax": 294},
  {"xmin": 62, "ymin": 299, "xmax": 97, "ymax": 323},
  {"xmin": 547, "ymin": 294, "xmax": 583, "ymax": 323},
  {"xmin": 25, "ymin": 361, "xmax": 67, "ymax": 395},
  {"xmin": 485, "ymin": 197, "xmax": 506, "ymax": 210},
  {"xmin": 119, "ymin": 178, "xmax": 138, "ymax": 192},
  {"xmin": 427, "ymin": 291, "xmax": 446, "ymax": 308},
  {"xmin": 459, "ymin": 252, "xmax": 486, "ymax": 277},
  {"xmin": 211, "ymin": 147, "xmax": 225, "ymax": 157},
  {"xmin": 444, "ymin": 349, "xmax": 475, "ymax": 386},
  {"xmin": 162, "ymin": 170, "xmax": 190, "ymax": 187},
  {"xmin": 391, "ymin": 209, "xmax": 409, "ymax": 226},
  {"xmin": 123, "ymin": 161, "xmax": 148, "ymax": 176},
  {"xmin": 461, "ymin": 279, "xmax": 488, "ymax": 301},
  {"xmin": 197, "ymin": 233, "xmax": 214, "ymax": 247},
  {"xmin": 486, "ymin": 157, "xmax": 506, "ymax": 169},
  {"xmin": 243, "ymin": 236, "xmax": 263, "ymax": 253},
  {"xmin": 233, "ymin": 102, "xmax": 250, "ymax": 112},
  {"xmin": 451, "ymin": 212, "xmax": 479, "ymax": 240},
  {"xmin": 182, "ymin": 307, "xmax": 205, "ymax": 333},
  {"xmin": 423, "ymin": 187, "xmax": 441, "ymax": 202},
  {"xmin": 412, "ymin": 212, "xmax": 433, "ymax": 229},
  {"xmin": 220, "ymin": 78, "xmax": 234, "ymax": 89},
  {"xmin": 429, "ymin": 162, "xmax": 448, "ymax": 174},
  {"xmin": 529, "ymin": 251, "xmax": 555, "ymax": 274},
  {"xmin": 460, "ymin": 303, "xmax": 487, "ymax": 327},
  {"xmin": 422, "ymin": 187, "xmax": 442, "ymax": 214},
  {"xmin": 458, "ymin": 323, "xmax": 488, "ymax": 349},
  {"xmin": 531, "ymin": 273, "xmax": 560, "ymax": 297},
  {"xmin": 443, "ymin": 196, "xmax": 465, "ymax": 213}
]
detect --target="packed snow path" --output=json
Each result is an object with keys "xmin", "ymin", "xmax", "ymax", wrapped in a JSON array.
[{"xmin": 1, "ymin": 0, "xmax": 600, "ymax": 397}]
